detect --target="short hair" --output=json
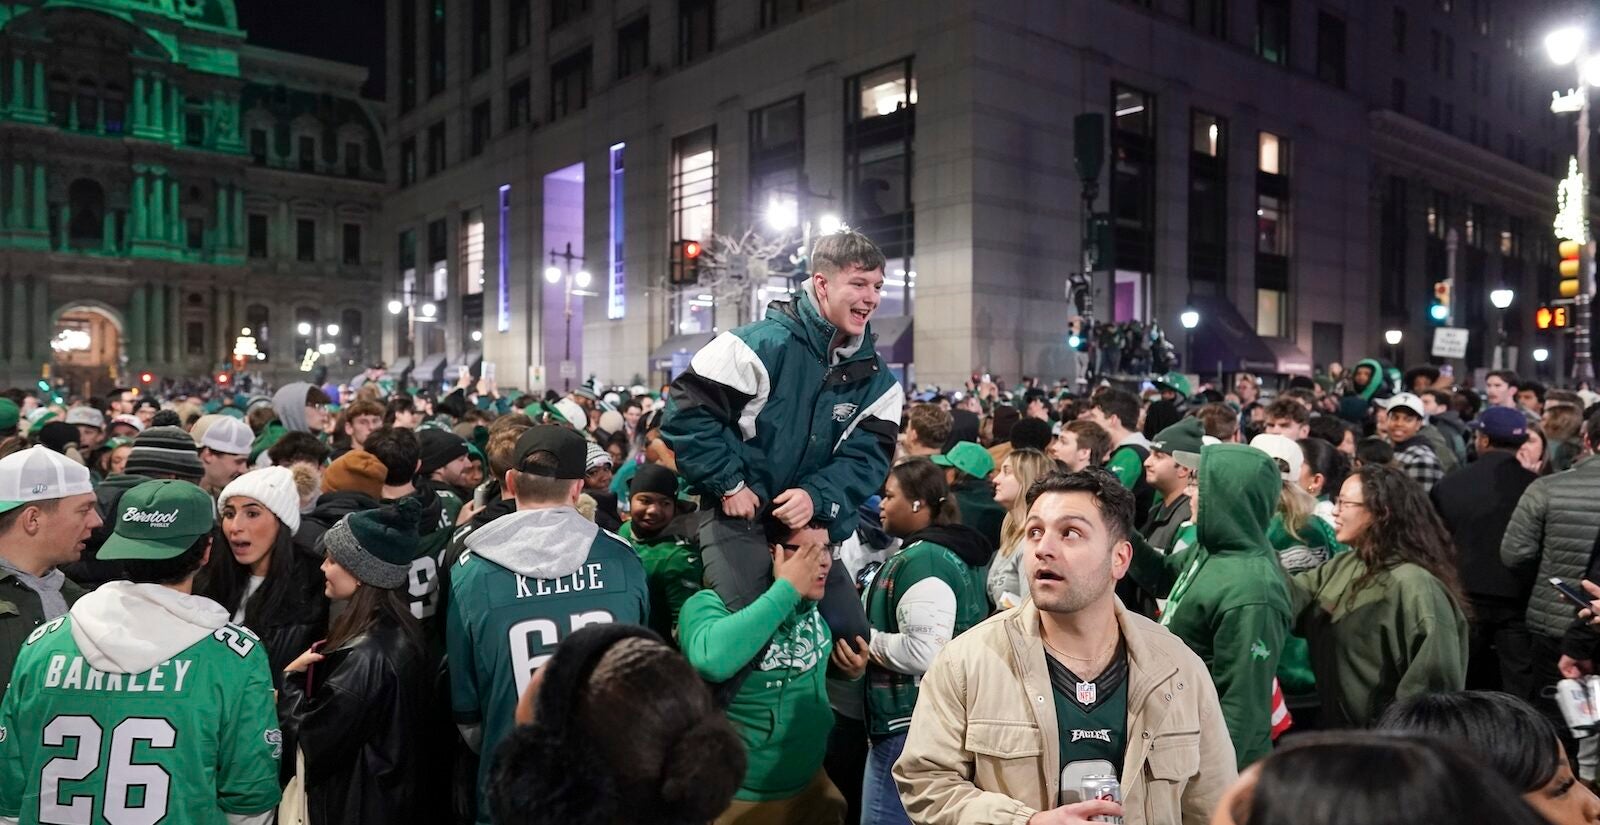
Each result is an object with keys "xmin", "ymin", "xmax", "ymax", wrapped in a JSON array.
[
  {"xmin": 1282, "ymin": 388, "xmax": 1317, "ymax": 408},
  {"xmin": 267, "ymin": 431, "xmax": 330, "ymax": 467},
  {"xmin": 488, "ymin": 412, "xmax": 535, "ymax": 436},
  {"xmin": 905, "ymin": 404, "xmax": 953, "ymax": 449},
  {"xmin": 488, "ymin": 422, "xmax": 533, "ymax": 478},
  {"xmin": 1356, "ymin": 436, "xmax": 1395, "ymax": 467},
  {"xmin": 762, "ymin": 517, "xmax": 830, "ymax": 546},
  {"xmin": 121, "ymin": 531, "xmax": 210, "ymax": 585},
  {"xmin": 511, "ymin": 451, "xmax": 577, "ymax": 503},
  {"xmin": 1404, "ymin": 365, "xmax": 1441, "ymax": 390},
  {"xmin": 245, "ymin": 405, "xmax": 277, "ymax": 435},
  {"xmin": 1376, "ymin": 691, "xmax": 1562, "ymax": 795},
  {"xmin": 1090, "ymin": 388, "xmax": 1139, "ymax": 431},
  {"xmin": 1454, "ymin": 390, "xmax": 1483, "ymax": 421},
  {"xmin": 1025, "ymin": 468, "xmax": 1135, "ymax": 546},
  {"xmin": 342, "ymin": 399, "xmax": 386, "ymax": 426},
  {"xmin": 0, "ymin": 498, "xmax": 60, "ymax": 536},
  {"xmin": 363, "ymin": 427, "xmax": 421, "ymax": 485},
  {"xmin": 1265, "ymin": 398, "xmax": 1310, "ymax": 425},
  {"xmin": 1487, "ymin": 370, "xmax": 1521, "ymax": 391},
  {"xmin": 150, "ymin": 410, "xmax": 181, "ymax": 428},
  {"xmin": 1064, "ymin": 420, "xmax": 1112, "ymax": 466},
  {"xmin": 1010, "ymin": 418, "xmax": 1053, "ymax": 452},
  {"xmin": 1421, "ymin": 389, "xmax": 1454, "ymax": 409},
  {"xmin": 810, "ymin": 230, "xmax": 887, "ymax": 277},
  {"xmin": 1194, "ymin": 403, "xmax": 1240, "ymax": 441},
  {"xmin": 1519, "ymin": 380, "xmax": 1547, "ymax": 403},
  {"xmin": 385, "ymin": 395, "xmax": 418, "ymax": 425},
  {"xmin": 1308, "ymin": 415, "xmax": 1351, "ymax": 448},
  {"xmin": 304, "ymin": 386, "xmax": 333, "ymax": 407},
  {"xmin": 619, "ymin": 399, "xmax": 641, "ymax": 415}
]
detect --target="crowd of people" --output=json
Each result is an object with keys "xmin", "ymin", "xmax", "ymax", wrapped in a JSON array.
[{"xmin": 0, "ymin": 230, "xmax": 1594, "ymax": 825}]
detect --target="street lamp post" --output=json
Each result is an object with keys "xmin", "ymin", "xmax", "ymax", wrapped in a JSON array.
[
  {"xmin": 1385, "ymin": 328, "xmax": 1404, "ymax": 366},
  {"xmin": 1180, "ymin": 307, "xmax": 1200, "ymax": 376},
  {"xmin": 546, "ymin": 241, "xmax": 590, "ymax": 392},
  {"xmin": 1490, "ymin": 287, "xmax": 1515, "ymax": 370},
  {"xmin": 1547, "ymin": 27, "xmax": 1598, "ymax": 384}
]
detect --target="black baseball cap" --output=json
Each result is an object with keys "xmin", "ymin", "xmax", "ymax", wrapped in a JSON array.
[{"xmin": 512, "ymin": 425, "xmax": 588, "ymax": 479}]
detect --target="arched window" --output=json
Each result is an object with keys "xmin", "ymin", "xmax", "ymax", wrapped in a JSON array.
[
  {"xmin": 67, "ymin": 179, "xmax": 105, "ymax": 249},
  {"xmin": 340, "ymin": 308, "xmax": 362, "ymax": 351}
]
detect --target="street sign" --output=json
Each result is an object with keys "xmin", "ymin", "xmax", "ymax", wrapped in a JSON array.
[
  {"xmin": 559, "ymin": 360, "xmax": 577, "ymax": 379},
  {"xmin": 1431, "ymin": 327, "xmax": 1470, "ymax": 359}
]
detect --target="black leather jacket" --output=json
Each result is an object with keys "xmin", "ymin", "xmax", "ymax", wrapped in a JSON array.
[
  {"xmin": 244, "ymin": 547, "xmax": 330, "ymax": 688},
  {"xmin": 278, "ymin": 617, "xmax": 429, "ymax": 825}
]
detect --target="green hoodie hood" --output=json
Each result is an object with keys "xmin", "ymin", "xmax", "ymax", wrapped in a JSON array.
[
  {"xmin": 1197, "ymin": 444, "xmax": 1281, "ymax": 557},
  {"xmin": 1352, "ymin": 357, "xmax": 1390, "ymax": 401}
]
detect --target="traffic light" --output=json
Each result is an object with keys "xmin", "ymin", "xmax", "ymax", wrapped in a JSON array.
[
  {"xmin": 1560, "ymin": 240, "xmax": 1582, "ymax": 299},
  {"xmin": 35, "ymin": 380, "xmax": 47, "ymax": 392},
  {"xmin": 216, "ymin": 372, "xmax": 231, "ymax": 385},
  {"xmin": 1537, "ymin": 305, "xmax": 1571, "ymax": 330},
  {"xmin": 671, "ymin": 240, "xmax": 703, "ymax": 286},
  {"xmin": 139, "ymin": 371, "xmax": 154, "ymax": 385},
  {"xmin": 1429, "ymin": 281, "xmax": 1450, "ymax": 324}
]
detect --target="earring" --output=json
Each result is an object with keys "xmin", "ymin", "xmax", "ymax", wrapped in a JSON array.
[{"xmin": 912, "ymin": 501, "xmax": 922, "ymax": 513}]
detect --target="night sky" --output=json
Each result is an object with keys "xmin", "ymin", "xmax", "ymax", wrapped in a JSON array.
[{"xmin": 234, "ymin": 0, "xmax": 387, "ymax": 99}]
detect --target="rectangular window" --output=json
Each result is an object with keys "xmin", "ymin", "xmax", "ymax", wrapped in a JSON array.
[
  {"xmin": 400, "ymin": 0, "xmax": 417, "ymax": 112},
  {"xmin": 1256, "ymin": 288, "xmax": 1288, "ymax": 338},
  {"xmin": 1393, "ymin": 7, "xmax": 1407, "ymax": 54},
  {"xmin": 1465, "ymin": 203, "xmax": 1484, "ymax": 248},
  {"xmin": 678, "ymin": 0, "xmax": 715, "ymax": 65},
  {"xmin": 847, "ymin": 60, "xmax": 917, "ymax": 304},
  {"xmin": 186, "ymin": 322, "xmax": 205, "ymax": 356},
  {"xmin": 552, "ymin": 0, "xmax": 590, "ymax": 27},
  {"xmin": 470, "ymin": 100, "xmax": 491, "ymax": 158},
  {"xmin": 298, "ymin": 136, "xmax": 316, "ymax": 172},
  {"xmin": 345, "ymin": 141, "xmax": 362, "ymax": 177},
  {"xmin": 1257, "ymin": 193, "xmax": 1288, "ymax": 254},
  {"xmin": 186, "ymin": 217, "xmax": 204, "ymax": 250},
  {"xmin": 1256, "ymin": 131, "xmax": 1290, "ymax": 336},
  {"xmin": 343, "ymin": 223, "xmax": 361, "ymax": 265},
  {"xmin": 670, "ymin": 128, "xmax": 716, "ymax": 332},
  {"xmin": 427, "ymin": 218, "xmax": 449, "ymax": 301},
  {"xmin": 497, "ymin": 185, "xmax": 512, "ymax": 332},
  {"xmin": 296, "ymin": 219, "xmax": 316, "ymax": 262},
  {"xmin": 1316, "ymin": 12, "xmax": 1346, "ymax": 88},
  {"xmin": 1258, "ymin": 131, "xmax": 1284, "ymax": 174},
  {"xmin": 461, "ymin": 208, "xmax": 484, "ymax": 296},
  {"xmin": 508, "ymin": 0, "xmax": 530, "ymax": 53},
  {"xmin": 471, "ymin": 0, "xmax": 491, "ymax": 75},
  {"xmin": 550, "ymin": 49, "xmax": 593, "ymax": 121},
  {"xmin": 249, "ymin": 129, "xmax": 267, "ymax": 164},
  {"xmin": 749, "ymin": 95, "xmax": 804, "ymax": 219},
  {"xmin": 185, "ymin": 112, "xmax": 204, "ymax": 146},
  {"xmin": 617, "ymin": 16, "xmax": 650, "ymax": 79},
  {"xmin": 609, "ymin": 145, "xmax": 625, "ymax": 319},
  {"xmin": 427, "ymin": 122, "xmax": 446, "ymax": 176},
  {"xmin": 1111, "ymin": 84, "xmax": 1157, "ymax": 279},
  {"xmin": 1257, "ymin": 0, "xmax": 1289, "ymax": 65},
  {"xmin": 427, "ymin": 0, "xmax": 446, "ymax": 97},
  {"xmin": 760, "ymin": 0, "xmax": 804, "ymax": 29},
  {"xmin": 507, "ymin": 79, "xmax": 531, "ymax": 130},
  {"xmin": 400, "ymin": 137, "xmax": 418, "ymax": 187},
  {"xmin": 1391, "ymin": 78, "xmax": 1406, "ymax": 113},
  {"xmin": 248, "ymin": 214, "xmax": 268, "ymax": 258},
  {"xmin": 1189, "ymin": 111, "xmax": 1228, "ymax": 287},
  {"xmin": 1191, "ymin": 0, "xmax": 1226, "ymax": 38},
  {"xmin": 398, "ymin": 228, "xmax": 417, "ymax": 311},
  {"xmin": 1381, "ymin": 175, "xmax": 1408, "ymax": 314}
]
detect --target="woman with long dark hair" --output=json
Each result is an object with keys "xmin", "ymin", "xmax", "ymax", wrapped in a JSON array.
[
  {"xmin": 278, "ymin": 499, "xmax": 429, "ymax": 825},
  {"xmin": 1296, "ymin": 436, "xmax": 1349, "ymax": 527},
  {"xmin": 861, "ymin": 458, "xmax": 991, "ymax": 825},
  {"xmin": 1378, "ymin": 691, "xmax": 1600, "ymax": 825},
  {"xmin": 1213, "ymin": 731, "xmax": 1551, "ymax": 825},
  {"xmin": 1286, "ymin": 464, "xmax": 1468, "ymax": 726},
  {"xmin": 200, "ymin": 466, "xmax": 329, "ymax": 681}
]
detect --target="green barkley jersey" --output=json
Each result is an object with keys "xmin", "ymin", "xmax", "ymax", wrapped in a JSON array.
[
  {"xmin": 0, "ymin": 616, "xmax": 282, "ymax": 825},
  {"xmin": 618, "ymin": 520, "xmax": 703, "ymax": 643},
  {"xmin": 446, "ymin": 531, "xmax": 650, "ymax": 824}
]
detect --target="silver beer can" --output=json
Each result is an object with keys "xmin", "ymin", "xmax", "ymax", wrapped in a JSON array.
[{"xmin": 1079, "ymin": 774, "xmax": 1123, "ymax": 824}]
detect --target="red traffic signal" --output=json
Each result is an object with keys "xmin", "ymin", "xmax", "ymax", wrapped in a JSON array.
[
  {"xmin": 216, "ymin": 372, "xmax": 230, "ymax": 385},
  {"xmin": 671, "ymin": 240, "xmax": 704, "ymax": 286},
  {"xmin": 683, "ymin": 240, "xmax": 701, "ymax": 259},
  {"xmin": 139, "ymin": 372, "xmax": 154, "ymax": 384}
]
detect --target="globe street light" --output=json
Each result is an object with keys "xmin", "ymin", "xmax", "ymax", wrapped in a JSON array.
[
  {"xmin": 1180, "ymin": 309, "xmax": 1200, "ymax": 329},
  {"xmin": 1384, "ymin": 329, "xmax": 1403, "ymax": 345},
  {"xmin": 1490, "ymin": 288, "xmax": 1515, "ymax": 369},
  {"xmin": 1548, "ymin": 27, "xmax": 1586, "ymax": 66},
  {"xmin": 1535, "ymin": 347, "xmax": 1551, "ymax": 363},
  {"xmin": 325, "ymin": 324, "xmax": 340, "ymax": 336},
  {"xmin": 387, "ymin": 300, "xmax": 403, "ymax": 315},
  {"xmin": 544, "ymin": 266, "xmax": 563, "ymax": 284},
  {"xmin": 296, "ymin": 321, "xmax": 312, "ymax": 336},
  {"xmin": 574, "ymin": 270, "xmax": 592, "ymax": 289},
  {"xmin": 421, "ymin": 302, "xmax": 437, "ymax": 318},
  {"xmin": 1490, "ymin": 288, "xmax": 1514, "ymax": 309},
  {"xmin": 817, "ymin": 214, "xmax": 843, "ymax": 236},
  {"xmin": 1179, "ymin": 309, "xmax": 1200, "ymax": 376}
]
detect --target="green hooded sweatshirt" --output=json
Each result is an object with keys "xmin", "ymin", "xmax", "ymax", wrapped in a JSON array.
[
  {"xmin": 1127, "ymin": 444, "xmax": 1293, "ymax": 769},
  {"xmin": 679, "ymin": 579, "xmax": 834, "ymax": 802},
  {"xmin": 619, "ymin": 518, "xmax": 704, "ymax": 642}
]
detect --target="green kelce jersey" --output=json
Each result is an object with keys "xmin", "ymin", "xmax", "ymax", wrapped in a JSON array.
[
  {"xmin": 446, "ymin": 534, "xmax": 650, "ymax": 824},
  {"xmin": 0, "ymin": 617, "xmax": 282, "ymax": 825}
]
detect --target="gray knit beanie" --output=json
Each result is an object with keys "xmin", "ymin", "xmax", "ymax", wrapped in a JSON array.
[{"xmin": 322, "ymin": 498, "xmax": 420, "ymax": 589}]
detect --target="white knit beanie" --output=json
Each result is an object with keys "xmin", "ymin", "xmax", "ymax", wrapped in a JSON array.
[{"xmin": 217, "ymin": 466, "xmax": 302, "ymax": 535}]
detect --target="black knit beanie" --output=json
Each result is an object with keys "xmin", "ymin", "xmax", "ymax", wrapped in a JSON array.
[
  {"xmin": 628, "ymin": 463, "xmax": 680, "ymax": 499},
  {"xmin": 418, "ymin": 429, "xmax": 470, "ymax": 477}
]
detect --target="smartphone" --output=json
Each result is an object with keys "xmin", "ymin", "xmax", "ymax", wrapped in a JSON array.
[{"xmin": 1552, "ymin": 578, "xmax": 1592, "ymax": 610}]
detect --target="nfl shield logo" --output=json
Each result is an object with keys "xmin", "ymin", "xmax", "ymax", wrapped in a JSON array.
[{"xmin": 1076, "ymin": 681, "xmax": 1096, "ymax": 705}]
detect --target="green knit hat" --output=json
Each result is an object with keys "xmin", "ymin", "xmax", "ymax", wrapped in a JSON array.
[
  {"xmin": 322, "ymin": 498, "xmax": 421, "ymax": 589},
  {"xmin": 0, "ymin": 399, "xmax": 17, "ymax": 433}
]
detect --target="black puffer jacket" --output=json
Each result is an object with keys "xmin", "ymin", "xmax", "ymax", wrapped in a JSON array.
[
  {"xmin": 279, "ymin": 617, "xmax": 429, "ymax": 825},
  {"xmin": 233, "ymin": 543, "xmax": 330, "ymax": 690},
  {"xmin": 297, "ymin": 491, "xmax": 384, "ymax": 557}
]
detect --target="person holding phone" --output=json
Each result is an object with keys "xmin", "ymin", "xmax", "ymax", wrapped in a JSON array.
[{"xmin": 279, "ymin": 499, "xmax": 430, "ymax": 825}]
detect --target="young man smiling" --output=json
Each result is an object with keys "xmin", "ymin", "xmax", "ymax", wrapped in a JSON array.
[{"xmin": 664, "ymin": 230, "xmax": 899, "ymax": 642}]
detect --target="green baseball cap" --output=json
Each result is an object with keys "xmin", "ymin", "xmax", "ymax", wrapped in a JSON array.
[
  {"xmin": 98, "ymin": 480, "xmax": 216, "ymax": 561},
  {"xmin": 0, "ymin": 399, "xmax": 17, "ymax": 433},
  {"xmin": 931, "ymin": 441, "xmax": 996, "ymax": 479}
]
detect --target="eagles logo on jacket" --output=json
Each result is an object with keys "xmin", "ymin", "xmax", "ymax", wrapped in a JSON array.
[{"xmin": 663, "ymin": 281, "xmax": 903, "ymax": 544}]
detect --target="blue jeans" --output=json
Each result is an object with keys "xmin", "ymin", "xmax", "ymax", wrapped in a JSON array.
[{"xmin": 860, "ymin": 732, "xmax": 912, "ymax": 825}]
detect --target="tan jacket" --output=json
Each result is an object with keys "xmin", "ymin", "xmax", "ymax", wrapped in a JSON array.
[{"xmin": 893, "ymin": 599, "xmax": 1236, "ymax": 825}]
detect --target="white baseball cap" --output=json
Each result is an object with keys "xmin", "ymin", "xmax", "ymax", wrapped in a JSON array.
[
  {"xmin": 64, "ymin": 407, "xmax": 105, "ymax": 429},
  {"xmin": 198, "ymin": 416, "xmax": 254, "ymax": 456},
  {"xmin": 1249, "ymin": 433, "xmax": 1304, "ymax": 482},
  {"xmin": 110, "ymin": 414, "xmax": 145, "ymax": 433},
  {"xmin": 1382, "ymin": 392, "xmax": 1427, "ymax": 419},
  {"xmin": 0, "ymin": 446, "xmax": 94, "ymax": 515}
]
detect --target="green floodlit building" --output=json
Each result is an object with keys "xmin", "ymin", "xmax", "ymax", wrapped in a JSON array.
[{"xmin": 0, "ymin": 0, "xmax": 385, "ymax": 395}]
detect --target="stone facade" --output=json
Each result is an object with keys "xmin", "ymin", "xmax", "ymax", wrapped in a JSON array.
[{"xmin": 0, "ymin": 0, "xmax": 385, "ymax": 395}]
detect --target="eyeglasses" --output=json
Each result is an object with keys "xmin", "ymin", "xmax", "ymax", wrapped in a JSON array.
[{"xmin": 1334, "ymin": 499, "xmax": 1367, "ymax": 511}]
